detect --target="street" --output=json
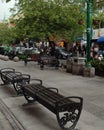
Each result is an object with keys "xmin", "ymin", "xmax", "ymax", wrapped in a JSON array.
[{"xmin": 0, "ymin": 59, "xmax": 104, "ymax": 130}]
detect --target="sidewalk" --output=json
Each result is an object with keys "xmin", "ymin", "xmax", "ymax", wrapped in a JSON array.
[
  {"xmin": 0, "ymin": 59, "xmax": 104, "ymax": 130},
  {"xmin": 0, "ymin": 98, "xmax": 25, "ymax": 130},
  {"xmin": 0, "ymin": 110, "xmax": 12, "ymax": 130}
]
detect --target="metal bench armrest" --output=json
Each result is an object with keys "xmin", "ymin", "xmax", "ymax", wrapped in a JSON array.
[
  {"xmin": 55, "ymin": 96, "xmax": 83, "ymax": 106},
  {"xmin": 22, "ymin": 74, "xmax": 31, "ymax": 79},
  {"xmin": 0, "ymin": 68, "xmax": 15, "ymax": 74},
  {"xmin": 30, "ymin": 79, "xmax": 43, "ymax": 85}
]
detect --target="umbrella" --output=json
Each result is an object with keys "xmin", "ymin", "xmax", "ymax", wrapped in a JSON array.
[{"xmin": 97, "ymin": 36, "xmax": 104, "ymax": 43}]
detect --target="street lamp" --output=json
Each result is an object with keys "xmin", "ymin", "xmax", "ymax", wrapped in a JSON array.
[
  {"xmin": 86, "ymin": 0, "xmax": 92, "ymax": 68},
  {"xmin": 68, "ymin": 0, "xmax": 93, "ymax": 68}
]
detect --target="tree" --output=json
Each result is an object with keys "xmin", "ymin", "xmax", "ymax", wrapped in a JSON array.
[
  {"xmin": 9, "ymin": 0, "xmax": 86, "ymax": 43},
  {"xmin": 0, "ymin": 22, "xmax": 16, "ymax": 45},
  {"xmin": 7, "ymin": 0, "xmax": 104, "ymax": 42}
]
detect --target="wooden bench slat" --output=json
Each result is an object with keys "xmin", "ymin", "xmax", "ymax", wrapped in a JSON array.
[
  {"xmin": 23, "ymin": 84, "xmax": 73, "ymax": 106},
  {"xmin": 23, "ymin": 86, "xmax": 56, "ymax": 106},
  {"xmin": 24, "ymin": 84, "xmax": 60, "ymax": 100},
  {"xmin": 2, "ymin": 72, "xmax": 22, "ymax": 81}
]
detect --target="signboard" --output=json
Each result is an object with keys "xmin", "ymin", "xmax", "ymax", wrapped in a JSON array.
[{"xmin": 92, "ymin": 28, "xmax": 104, "ymax": 39}]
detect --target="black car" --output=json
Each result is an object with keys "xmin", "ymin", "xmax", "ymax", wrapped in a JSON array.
[{"xmin": 54, "ymin": 47, "xmax": 72, "ymax": 59}]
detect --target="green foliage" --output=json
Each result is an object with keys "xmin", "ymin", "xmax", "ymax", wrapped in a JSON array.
[
  {"xmin": 92, "ymin": 0, "xmax": 104, "ymax": 10},
  {"xmin": 6, "ymin": 0, "xmax": 11, "ymax": 2},
  {"xmin": 10, "ymin": 0, "xmax": 85, "ymax": 42},
  {"xmin": 91, "ymin": 59, "xmax": 104, "ymax": 71},
  {"xmin": 0, "ymin": 23, "xmax": 16, "ymax": 45},
  {"xmin": 7, "ymin": 0, "xmax": 104, "ymax": 42}
]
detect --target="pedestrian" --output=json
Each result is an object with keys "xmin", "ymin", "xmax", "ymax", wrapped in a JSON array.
[{"xmin": 93, "ymin": 45, "xmax": 99, "ymax": 58}]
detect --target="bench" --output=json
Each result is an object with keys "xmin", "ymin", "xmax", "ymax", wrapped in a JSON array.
[
  {"xmin": 23, "ymin": 48, "xmax": 40, "ymax": 65},
  {"xmin": 39, "ymin": 55, "xmax": 59, "ymax": 70},
  {"xmin": 0, "ymin": 68, "xmax": 30, "ymax": 94},
  {"xmin": 22, "ymin": 80, "xmax": 83, "ymax": 130}
]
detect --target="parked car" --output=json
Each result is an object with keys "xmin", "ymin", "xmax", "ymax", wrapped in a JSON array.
[{"xmin": 54, "ymin": 47, "xmax": 72, "ymax": 59}]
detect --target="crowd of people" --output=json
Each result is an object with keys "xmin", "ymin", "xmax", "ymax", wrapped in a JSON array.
[
  {"xmin": 0, "ymin": 38, "xmax": 104, "ymax": 61},
  {"xmin": 72, "ymin": 41, "xmax": 104, "ymax": 60},
  {"xmin": 91, "ymin": 43, "xmax": 104, "ymax": 60}
]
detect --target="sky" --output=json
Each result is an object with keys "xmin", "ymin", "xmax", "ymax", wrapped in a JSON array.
[{"xmin": 0, "ymin": 0, "xmax": 15, "ymax": 21}]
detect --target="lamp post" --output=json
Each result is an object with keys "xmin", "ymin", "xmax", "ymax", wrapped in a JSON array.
[
  {"xmin": 68, "ymin": 0, "xmax": 93, "ymax": 68},
  {"xmin": 86, "ymin": 0, "xmax": 92, "ymax": 68}
]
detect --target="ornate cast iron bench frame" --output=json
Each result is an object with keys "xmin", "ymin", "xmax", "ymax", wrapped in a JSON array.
[
  {"xmin": 22, "ymin": 79, "xmax": 83, "ymax": 130},
  {"xmin": 0, "ymin": 68, "xmax": 30, "ymax": 94}
]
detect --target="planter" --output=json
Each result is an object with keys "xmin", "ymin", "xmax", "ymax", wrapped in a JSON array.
[
  {"xmin": 95, "ymin": 69, "xmax": 104, "ymax": 77},
  {"xmin": 72, "ymin": 63, "xmax": 84, "ymax": 75},
  {"xmin": 91, "ymin": 59, "xmax": 104, "ymax": 77},
  {"xmin": 83, "ymin": 67, "xmax": 95, "ymax": 77}
]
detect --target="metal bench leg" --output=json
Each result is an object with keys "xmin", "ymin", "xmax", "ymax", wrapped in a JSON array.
[
  {"xmin": 12, "ymin": 80, "xmax": 30, "ymax": 95},
  {"xmin": 1, "ymin": 75, "xmax": 10, "ymax": 85},
  {"xmin": 13, "ymin": 82, "xmax": 24, "ymax": 95},
  {"xmin": 56, "ymin": 97, "xmax": 83, "ymax": 130},
  {"xmin": 24, "ymin": 94, "xmax": 35, "ymax": 103},
  {"xmin": 12, "ymin": 82, "xmax": 22, "ymax": 95},
  {"xmin": 22, "ymin": 88, "xmax": 36, "ymax": 103},
  {"xmin": 56, "ymin": 105, "xmax": 82, "ymax": 130}
]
